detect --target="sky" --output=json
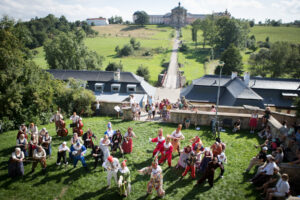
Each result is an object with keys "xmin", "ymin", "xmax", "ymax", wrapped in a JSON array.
[{"xmin": 0, "ymin": 0, "xmax": 300, "ymax": 23}]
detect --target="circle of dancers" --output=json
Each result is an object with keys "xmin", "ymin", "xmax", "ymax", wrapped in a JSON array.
[{"xmin": 9, "ymin": 111, "xmax": 231, "ymax": 198}]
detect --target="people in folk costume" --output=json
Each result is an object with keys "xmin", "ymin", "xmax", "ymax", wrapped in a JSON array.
[
  {"xmin": 181, "ymin": 145, "xmax": 197, "ymax": 179},
  {"xmin": 50, "ymin": 111, "xmax": 68, "ymax": 136},
  {"xmin": 16, "ymin": 134, "xmax": 28, "ymax": 157},
  {"xmin": 170, "ymin": 124, "xmax": 185, "ymax": 156},
  {"xmin": 92, "ymin": 145, "xmax": 104, "ymax": 169},
  {"xmin": 217, "ymin": 152, "xmax": 227, "ymax": 178},
  {"xmin": 177, "ymin": 145, "xmax": 191, "ymax": 169},
  {"xmin": 70, "ymin": 112, "xmax": 83, "ymax": 136},
  {"xmin": 118, "ymin": 160, "xmax": 131, "ymax": 197},
  {"xmin": 38, "ymin": 128, "xmax": 47, "ymax": 145},
  {"xmin": 31, "ymin": 145, "xmax": 47, "ymax": 174},
  {"xmin": 41, "ymin": 132, "xmax": 52, "ymax": 158},
  {"xmin": 138, "ymin": 157, "xmax": 165, "ymax": 198},
  {"xmin": 69, "ymin": 133, "xmax": 83, "ymax": 160},
  {"xmin": 216, "ymin": 137, "xmax": 226, "ymax": 152},
  {"xmin": 211, "ymin": 140, "xmax": 223, "ymax": 157},
  {"xmin": 199, "ymin": 147, "xmax": 213, "ymax": 172},
  {"xmin": 17, "ymin": 124, "xmax": 28, "ymax": 139},
  {"xmin": 82, "ymin": 128, "xmax": 97, "ymax": 149},
  {"xmin": 70, "ymin": 142, "xmax": 87, "ymax": 169},
  {"xmin": 103, "ymin": 156, "xmax": 120, "ymax": 189},
  {"xmin": 27, "ymin": 123, "xmax": 38, "ymax": 138},
  {"xmin": 56, "ymin": 141, "xmax": 70, "ymax": 166},
  {"xmin": 191, "ymin": 136, "xmax": 204, "ymax": 152},
  {"xmin": 158, "ymin": 136, "xmax": 173, "ymax": 168},
  {"xmin": 149, "ymin": 128, "xmax": 165, "ymax": 157},
  {"xmin": 29, "ymin": 134, "xmax": 38, "ymax": 157},
  {"xmin": 111, "ymin": 130, "xmax": 124, "ymax": 155},
  {"xmin": 100, "ymin": 135, "xmax": 111, "ymax": 161},
  {"xmin": 122, "ymin": 127, "xmax": 136, "ymax": 154},
  {"xmin": 197, "ymin": 157, "xmax": 224, "ymax": 187},
  {"xmin": 8, "ymin": 148, "xmax": 24, "ymax": 178},
  {"xmin": 104, "ymin": 122, "xmax": 116, "ymax": 143}
]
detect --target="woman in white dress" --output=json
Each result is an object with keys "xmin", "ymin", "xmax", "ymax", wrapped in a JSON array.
[{"xmin": 100, "ymin": 135, "xmax": 111, "ymax": 161}]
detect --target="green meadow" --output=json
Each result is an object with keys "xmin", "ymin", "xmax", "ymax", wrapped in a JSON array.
[{"xmin": 0, "ymin": 116, "xmax": 262, "ymax": 200}]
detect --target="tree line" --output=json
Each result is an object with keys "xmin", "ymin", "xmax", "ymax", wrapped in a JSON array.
[{"xmin": 0, "ymin": 16, "xmax": 95, "ymax": 131}]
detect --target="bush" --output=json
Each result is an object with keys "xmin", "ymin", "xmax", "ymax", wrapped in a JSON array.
[
  {"xmin": 179, "ymin": 43, "xmax": 188, "ymax": 52},
  {"xmin": 143, "ymin": 51, "xmax": 152, "ymax": 56},
  {"xmin": 117, "ymin": 44, "xmax": 133, "ymax": 57},
  {"xmin": 136, "ymin": 65, "xmax": 150, "ymax": 81},
  {"xmin": 130, "ymin": 38, "xmax": 141, "ymax": 50},
  {"xmin": 105, "ymin": 62, "xmax": 123, "ymax": 71}
]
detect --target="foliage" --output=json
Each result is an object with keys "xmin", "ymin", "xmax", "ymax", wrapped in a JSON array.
[
  {"xmin": 249, "ymin": 20, "xmax": 255, "ymax": 27},
  {"xmin": 136, "ymin": 65, "xmax": 150, "ymax": 81},
  {"xmin": 249, "ymin": 42, "xmax": 300, "ymax": 78},
  {"xmin": 105, "ymin": 62, "xmax": 123, "ymax": 72},
  {"xmin": 130, "ymin": 38, "xmax": 141, "ymax": 50},
  {"xmin": 247, "ymin": 35, "xmax": 257, "ymax": 52},
  {"xmin": 44, "ymin": 30, "xmax": 103, "ymax": 70},
  {"xmin": 133, "ymin": 11, "xmax": 149, "ymax": 25},
  {"xmin": 215, "ymin": 43, "xmax": 243, "ymax": 75},
  {"xmin": 17, "ymin": 14, "xmax": 96, "ymax": 49},
  {"xmin": 108, "ymin": 16, "xmax": 123, "ymax": 24},
  {"xmin": 115, "ymin": 44, "xmax": 134, "ymax": 57},
  {"xmin": 53, "ymin": 78, "xmax": 95, "ymax": 116},
  {"xmin": 0, "ymin": 16, "xmax": 96, "ymax": 131},
  {"xmin": 179, "ymin": 43, "xmax": 188, "ymax": 52}
]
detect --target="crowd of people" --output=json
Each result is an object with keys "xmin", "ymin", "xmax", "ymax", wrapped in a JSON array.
[{"xmin": 7, "ymin": 104, "xmax": 300, "ymax": 198}]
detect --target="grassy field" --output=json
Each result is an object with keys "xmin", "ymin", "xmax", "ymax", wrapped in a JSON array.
[
  {"xmin": 32, "ymin": 25, "xmax": 173, "ymax": 85},
  {"xmin": 250, "ymin": 26, "xmax": 300, "ymax": 43},
  {"xmin": 0, "ymin": 116, "xmax": 263, "ymax": 200}
]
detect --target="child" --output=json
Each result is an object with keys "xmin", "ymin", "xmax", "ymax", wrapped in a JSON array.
[{"xmin": 232, "ymin": 119, "xmax": 241, "ymax": 133}]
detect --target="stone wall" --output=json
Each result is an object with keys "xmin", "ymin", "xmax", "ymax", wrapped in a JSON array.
[
  {"xmin": 169, "ymin": 110, "xmax": 263, "ymax": 129},
  {"xmin": 98, "ymin": 101, "xmax": 130, "ymax": 116}
]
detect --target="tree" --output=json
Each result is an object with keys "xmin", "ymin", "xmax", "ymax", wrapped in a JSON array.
[
  {"xmin": 115, "ymin": 44, "xmax": 133, "ymax": 57},
  {"xmin": 133, "ymin": 11, "xmax": 149, "ymax": 25},
  {"xmin": 108, "ymin": 16, "xmax": 123, "ymax": 24},
  {"xmin": 191, "ymin": 27, "xmax": 197, "ymax": 47},
  {"xmin": 215, "ymin": 44, "xmax": 243, "ymax": 75},
  {"xmin": 247, "ymin": 35, "xmax": 257, "ymax": 51},
  {"xmin": 105, "ymin": 62, "xmax": 123, "ymax": 71},
  {"xmin": 136, "ymin": 65, "xmax": 150, "ymax": 81},
  {"xmin": 249, "ymin": 48, "xmax": 271, "ymax": 76},
  {"xmin": 130, "ymin": 38, "xmax": 140, "ymax": 50},
  {"xmin": 215, "ymin": 17, "xmax": 250, "ymax": 49},
  {"xmin": 44, "ymin": 30, "xmax": 103, "ymax": 70},
  {"xmin": 249, "ymin": 20, "xmax": 255, "ymax": 27}
]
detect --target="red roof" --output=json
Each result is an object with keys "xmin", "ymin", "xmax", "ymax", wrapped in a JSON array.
[{"xmin": 87, "ymin": 18, "xmax": 106, "ymax": 20}]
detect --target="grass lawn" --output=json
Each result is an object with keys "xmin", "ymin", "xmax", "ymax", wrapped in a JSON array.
[
  {"xmin": 0, "ymin": 116, "xmax": 262, "ymax": 200},
  {"xmin": 31, "ymin": 25, "xmax": 173, "ymax": 85},
  {"xmin": 251, "ymin": 26, "xmax": 300, "ymax": 43}
]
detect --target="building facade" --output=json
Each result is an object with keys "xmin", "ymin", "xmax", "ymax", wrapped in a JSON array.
[
  {"xmin": 133, "ymin": 3, "xmax": 230, "ymax": 27},
  {"xmin": 86, "ymin": 18, "xmax": 107, "ymax": 26}
]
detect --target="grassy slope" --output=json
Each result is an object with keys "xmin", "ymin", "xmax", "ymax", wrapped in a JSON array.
[
  {"xmin": 0, "ymin": 117, "xmax": 262, "ymax": 200},
  {"xmin": 250, "ymin": 26, "xmax": 300, "ymax": 43},
  {"xmin": 32, "ymin": 25, "xmax": 173, "ymax": 85},
  {"xmin": 178, "ymin": 26, "xmax": 207, "ymax": 83}
]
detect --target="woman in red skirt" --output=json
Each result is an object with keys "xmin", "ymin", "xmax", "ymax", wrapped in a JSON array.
[
  {"xmin": 122, "ymin": 127, "xmax": 137, "ymax": 154},
  {"xmin": 249, "ymin": 110, "xmax": 259, "ymax": 133}
]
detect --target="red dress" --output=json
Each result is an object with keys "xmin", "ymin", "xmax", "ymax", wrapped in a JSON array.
[
  {"xmin": 122, "ymin": 131, "xmax": 136, "ymax": 153},
  {"xmin": 151, "ymin": 137, "xmax": 165, "ymax": 157},
  {"xmin": 249, "ymin": 114, "xmax": 258, "ymax": 128},
  {"xmin": 158, "ymin": 142, "xmax": 173, "ymax": 167}
]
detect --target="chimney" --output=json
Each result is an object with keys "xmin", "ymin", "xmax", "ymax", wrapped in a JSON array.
[
  {"xmin": 244, "ymin": 72, "xmax": 250, "ymax": 86},
  {"xmin": 231, "ymin": 72, "xmax": 237, "ymax": 79},
  {"xmin": 114, "ymin": 69, "xmax": 120, "ymax": 81}
]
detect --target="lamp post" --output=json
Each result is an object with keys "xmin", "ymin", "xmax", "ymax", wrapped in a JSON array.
[{"xmin": 215, "ymin": 61, "xmax": 225, "ymax": 139}]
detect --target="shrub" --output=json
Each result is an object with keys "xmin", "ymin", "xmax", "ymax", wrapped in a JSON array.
[
  {"xmin": 130, "ymin": 38, "xmax": 141, "ymax": 50},
  {"xmin": 179, "ymin": 43, "xmax": 188, "ymax": 52},
  {"xmin": 136, "ymin": 65, "xmax": 150, "ymax": 81},
  {"xmin": 117, "ymin": 44, "xmax": 133, "ymax": 57},
  {"xmin": 105, "ymin": 62, "xmax": 123, "ymax": 71},
  {"xmin": 143, "ymin": 51, "xmax": 152, "ymax": 56}
]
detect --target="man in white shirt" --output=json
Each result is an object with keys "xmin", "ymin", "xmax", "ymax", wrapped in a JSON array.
[
  {"xmin": 56, "ymin": 141, "xmax": 70, "ymax": 165},
  {"xmin": 251, "ymin": 155, "xmax": 277, "ymax": 186},
  {"xmin": 265, "ymin": 174, "xmax": 290, "ymax": 200},
  {"xmin": 102, "ymin": 156, "xmax": 120, "ymax": 188}
]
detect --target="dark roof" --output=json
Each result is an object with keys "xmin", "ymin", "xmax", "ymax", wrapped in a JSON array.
[
  {"xmin": 47, "ymin": 69, "xmax": 140, "ymax": 83},
  {"xmin": 47, "ymin": 69, "xmax": 156, "ymax": 96},
  {"xmin": 181, "ymin": 74, "xmax": 300, "ymax": 108}
]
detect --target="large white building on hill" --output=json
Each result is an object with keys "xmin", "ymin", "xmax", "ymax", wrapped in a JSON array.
[{"xmin": 133, "ymin": 2, "xmax": 230, "ymax": 27}]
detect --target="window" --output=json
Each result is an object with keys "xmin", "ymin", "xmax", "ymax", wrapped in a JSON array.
[
  {"xmin": 95, "ymin": 83, "xmax": 104, "ymax": 92},
  {"xmin": 111, "ymin": 83, "xmax": 121, "ymax": 93},
  {"xmin": 127, "ymin": 84, "xmax": 136, "ymax": 93}
]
